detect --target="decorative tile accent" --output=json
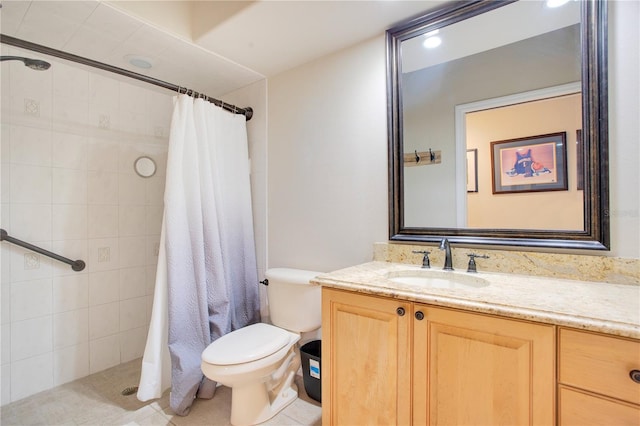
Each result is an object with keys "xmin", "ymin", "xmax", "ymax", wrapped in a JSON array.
[
  {"xmin": 153, "ymin": 126, "xmax": 164, "ymax": 138},
  {"xmin": 24, "ymin": 253, "xmax": 40, "ymax": 270},
  {"xmin": 98, "ymin": 114, "xmax": 110, "ymax": 129},
  {"xmin": 97, "ymin": 247, "xmax": 110, "ymax": 262},
  {"xmin": 23, "ymin": 99, "xmax": 40, "ymax": 117}
]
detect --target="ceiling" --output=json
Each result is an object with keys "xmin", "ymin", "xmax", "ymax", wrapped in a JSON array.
[{"xmin": 0, "ymin": 0, "xmax": 443, "ymax": 97}]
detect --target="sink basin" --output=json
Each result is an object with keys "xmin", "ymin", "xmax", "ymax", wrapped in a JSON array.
[{"xmin": 385, "ymin": 270, "xmax": 490, "ymax": 289}]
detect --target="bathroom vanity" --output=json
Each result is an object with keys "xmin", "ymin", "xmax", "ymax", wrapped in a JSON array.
[{"xmin": 313, "ymin": 262, "xmax": 640, "ymax": 425}]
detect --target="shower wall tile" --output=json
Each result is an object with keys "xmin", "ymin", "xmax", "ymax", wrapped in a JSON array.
[
  {"xmin": 87, "ymin": 139, "xmax": 119, "ymax": 171},
  {"xmin": 52, "ymin": 96, "xmax": 90, "ymax": 134},
  {"xmin": 2, "ymin": 52, "xmax": 172, "ymax": 403},
  {"xmin": 9, "ymin": 245, "xmax": 53, "ymax": 283},
  {"xmin": 52, "ymin": 168, "xmax": 87, "ymax": 204},
  {"xmin": 145, "ymin": 265, "xmax": 157, "ymax": 296},
  {"xmin": 11, "ymin": 316, "xmax": 53, "ymax": 361},
  {"xmin": 87, "ymin": 237, "xmax": 119, "ymax": 272},
  {"xmin": 145, "ymin": 236, "xmax": 160, "ymax": 266},
  {"xmin": 53, "ymin": 342, "xmax": 89, "ymax": 386},
  {"xmin": 52, "ymin": 61, "xmax": 89, "ymax": 100},
  {"xmin": 89, "ymin": 334, "xmax": 120, "ymax": 374},
  {"xmin": 10, "ymin": 353, "xmax": 54, "ymax": 401},
  {"xmin": 9, "ymin": 164, "xmax": 52, "ymax": 204},
  {"xmin": 10, "ymin": 279, "xmax": 53, "ymax": 322},
  {"xmin": 1, "ymin": 168, "xmax": 10, "ymax": 205},
  {"xmin": 9, "ymin": 125, "xmax": 52, "ymax": 166},
  {"xmin": 88, "ymin": 270, "xmax": 120, "ymax": 306},
  {"xmin": 145, "ymin": 205, "xmax": 163, "ymax": 236},
  {"xmin": 87, "ymin": 170, "xmax": 119, "ymax": 205},
  {"xmin": 51, "ymin": 239, "xmax": 88, "ymax": 278},
  {"xmin": 119, "ymin": 297, "xmax": 147, "ymax": 332},
  {"xmin": 118, "ymin": 143, "xmax": 145, "ymax": 173},
  {"xmin": 118, "ymin": 236, "xmax": 146, "ymax": 268},
  {"xmin": 118, "ymin": 174, "xmax": 146, "ymax": 205},
  {"xmin": 53, "ymin": 308, "xmax": 89, "ymax": 349},
  {"xmin": 89, "ymin": 302, "xmax": 119, "ymax": 340},
  {"xmin": 2, "ymin": 323, "xmax": 11, "ymax": 365},
  {"xmin": 52, "ymin": 204, "xmax": 88, "ymax": 240},
  {"xmin": 145, "ymin": 177, "xmax": 165, "ymax": 205},
  {"xmin": 119, "ymin": 326, "xmax": 147, "ymax": 363},
  {"xmin": 9, "ymin": 203, "xmax": 52, "ymax": 242},
  {"xmin": 119, "ymin": 267, "xmax": 146, "ymax": 300},
  {"xmin": 0, "ymin": 364, "xmax": 9, "ymax": 406},
  {"xmin": 52, "ymin": 131, "xmax": 88, "ymax": 169},
  {"xmin": 88, "ymin": 75, "xmax": 119, "ymax": 132},
  {"xmin": 119, "ymin": 205, "xmax": 146, "ymax": 236},
  {"xmin": 53, "ymin": 274, "xmax": 89, "ymax": 313},
  {"xmin": 1, "ymin": 283, "xmax": 10, "ymax": 325},
  {"xmin": 87, "ymin": 204, "xmax": 118, "ymax": 238}
]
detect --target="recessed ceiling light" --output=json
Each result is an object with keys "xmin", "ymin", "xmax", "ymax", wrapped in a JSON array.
[
  {"xmin": 124, "ymin": 54, "xmax": 154, "ymax": 69},
  {"xmin": 546, "ymin": 0, "xmax": 570, "ymax": 8},
  {"xmin": 423, "ymin": 36, "xmax": 442, "ymax": 49},
  {"xmin": 423, "ymin": 29, "xmax": 442, "ymax": 49}
]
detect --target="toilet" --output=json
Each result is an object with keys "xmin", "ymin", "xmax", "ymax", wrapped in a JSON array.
[{"xmin": 201, "ymin": 268, "xmax": 321, "ymax": 425}]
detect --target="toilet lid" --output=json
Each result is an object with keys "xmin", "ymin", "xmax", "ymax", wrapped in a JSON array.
[{"xmin": 202, "ymin": 323, "xmax": 292, "ymax": 365}]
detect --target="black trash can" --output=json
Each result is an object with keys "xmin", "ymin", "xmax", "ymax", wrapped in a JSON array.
[{"xmin": 300, "ymin": 340, "xmax": 321, "ymax": 403}]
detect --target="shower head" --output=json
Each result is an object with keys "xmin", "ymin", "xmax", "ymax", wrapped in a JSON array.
[{"xmin": 0, "ymin": 56, "xmax": 51, "ymax": 70}]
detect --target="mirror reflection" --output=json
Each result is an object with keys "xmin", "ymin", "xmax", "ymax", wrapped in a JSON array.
[
  {"xmin": 401, "ymin": 0, "xmax": 581, "ymax": 230},
  {"xmin": 387, "ymin": 0, "xmax": 609, "ymax": 249}
]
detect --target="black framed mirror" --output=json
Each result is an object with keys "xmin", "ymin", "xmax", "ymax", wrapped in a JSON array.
[{"xmin": 387, "ymin": 0, "xmax": 608, "ymax": 250}]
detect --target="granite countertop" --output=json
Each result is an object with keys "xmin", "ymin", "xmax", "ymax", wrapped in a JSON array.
[{"xmin": 311, "ymin": 261, "xmax": 640, "ymax": 339}]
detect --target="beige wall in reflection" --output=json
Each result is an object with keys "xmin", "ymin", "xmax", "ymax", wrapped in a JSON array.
[{"xmin": 466, "ymin": 93, "xmax": 583, "ymax": 230}]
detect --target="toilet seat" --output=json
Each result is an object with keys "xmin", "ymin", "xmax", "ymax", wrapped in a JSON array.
[{"xmin": 202, "ymin": 323, "xmax": 291, "ymax": 365}]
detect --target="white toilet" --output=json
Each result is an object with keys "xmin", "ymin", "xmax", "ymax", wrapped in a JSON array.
[{"xmin": 201, "ymin": 268, "xmax": 321, "ymax": 425}]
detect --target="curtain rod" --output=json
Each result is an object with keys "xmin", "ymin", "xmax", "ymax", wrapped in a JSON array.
[{"xmin": 0, "ymin": 34, "xmax": 253, "ymax": 121}]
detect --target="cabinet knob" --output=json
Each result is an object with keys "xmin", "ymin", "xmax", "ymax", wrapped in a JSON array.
[
  {"xmin": 630, "ymin": 370, "xmax": 640, "ymax": 384},
  {"xmin": 415, "ymin": 311, "xmax": 425, "ymax": 320},
  {"xmin": 396, "ymin": 307, "xmax": 406, "ymax": 316}
]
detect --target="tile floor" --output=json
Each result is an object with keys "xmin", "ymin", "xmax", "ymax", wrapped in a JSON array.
[{"xmin": 0, "ymin": 358, "xmax": 322, "ymax": 425}]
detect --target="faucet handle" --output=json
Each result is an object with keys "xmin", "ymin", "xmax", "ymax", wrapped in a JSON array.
[
  {"xmin": 412, "ymin": 250, "xmax": 431, "ymax": 268},
  {"xmin": 467, "ymin": 253, "xmax": 489, "ymax": 273}
]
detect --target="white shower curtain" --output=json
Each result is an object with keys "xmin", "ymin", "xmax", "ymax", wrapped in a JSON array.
[{"xmin": 137, "ymin": 94, "xmax": 260, "ymax": 415}]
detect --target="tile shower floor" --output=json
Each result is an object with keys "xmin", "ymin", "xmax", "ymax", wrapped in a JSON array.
[{"xmin": 0, "ymin": 359, "xmax": 322, "ymax": 425}]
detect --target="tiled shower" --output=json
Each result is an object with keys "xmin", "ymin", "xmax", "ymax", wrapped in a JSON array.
[{"xmin": 0, "ymin": 45, "xmax": 173, "ymax": 404}]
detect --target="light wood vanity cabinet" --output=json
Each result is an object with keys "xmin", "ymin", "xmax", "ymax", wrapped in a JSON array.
[
  {"xmin": 558, "ymin": 328, "xmax": 640, "ymax": 425},
  {"xmin": 322, "ymin": 288, "xmax": 555, "ymax": 425},
  {"xmin": 321, "ymin": 288, "xmax": 412, "ymax": 425}
]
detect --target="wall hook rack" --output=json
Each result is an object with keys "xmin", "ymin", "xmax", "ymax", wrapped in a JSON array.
[{"xmin": 403, "ymin": 149, "xmax": 442, "ymax": 167}]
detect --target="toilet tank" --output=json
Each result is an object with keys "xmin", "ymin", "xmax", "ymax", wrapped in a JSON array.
[{"xmin": 265, "ymin": 268, "xmax": 322, "ymax": 333}]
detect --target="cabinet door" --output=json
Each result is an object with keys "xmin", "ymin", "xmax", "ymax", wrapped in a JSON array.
[
  {"xmin": 322, "ymin": 288, "xmax": 411, "ymax": 426},
  {"xmin": 413, "ymin": 305, "xmax": 555, "ymax": 426}
]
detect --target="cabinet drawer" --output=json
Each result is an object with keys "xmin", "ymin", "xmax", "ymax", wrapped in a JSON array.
[
  {"xmin": 559, "ymin": 328, "xmax": 640, "ymax": 405},
  {"xmin": 559, "ymin": 386, "xmax": 640, "ymax": 425}
]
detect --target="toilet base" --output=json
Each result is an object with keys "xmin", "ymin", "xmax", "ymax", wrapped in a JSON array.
[{"xmin": 229, "ymin": 370, "xmax": 298, "ymax": 425}]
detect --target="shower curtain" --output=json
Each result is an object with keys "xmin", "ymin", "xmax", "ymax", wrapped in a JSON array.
[{"xmin": 137, "ymin": 94, "xmax": 261, "ymax": 416}]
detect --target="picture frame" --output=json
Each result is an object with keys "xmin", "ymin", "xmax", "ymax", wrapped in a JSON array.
[
  {"xmin": 576, "ymin": 129, "xmax": 584, "ymax": 190},
  {"xmin": 491, "ymin": 132, "xmax": 568, "ymax": 194},
  {"xmin": 466, "ymin": 149, "xmax": 478, "ymax": 192}
]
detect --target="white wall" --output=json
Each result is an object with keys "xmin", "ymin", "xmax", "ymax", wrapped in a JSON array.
[
  {"xmin": 267, "ymin": 37, "xmax": 389, "ymax": 272},
  {"xmin": 0, "ymin": 45, "xmax": 172, "ymax": 404},
  {"xmin": 266, "ymin": 0, "xmax": 639, "ymax": 269},
  {"xmin": 608, "ymin": 0, "xmax": 640, "ymax": 258},
  {"xmin": 223, "ymin": 80, "xmax": 269, "ymax": 319}
]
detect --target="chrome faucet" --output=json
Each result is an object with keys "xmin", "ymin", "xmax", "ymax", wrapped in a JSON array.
[{"xmin": 439, "ymin": 238, "xmax": 454, "ymax": 270}]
